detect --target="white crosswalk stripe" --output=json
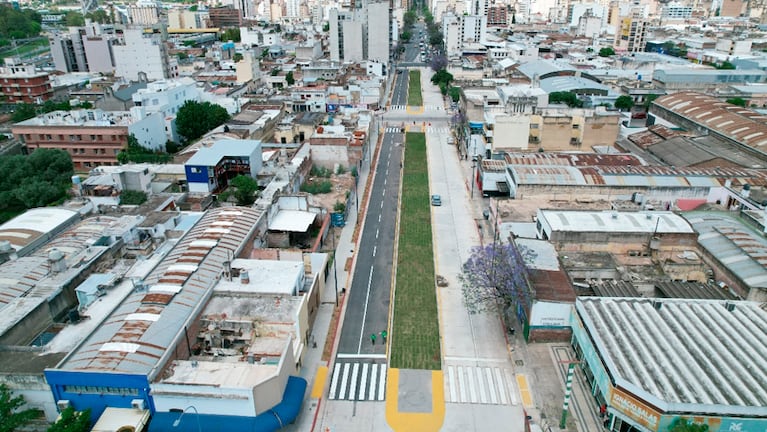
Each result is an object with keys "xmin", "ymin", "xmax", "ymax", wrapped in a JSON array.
[
  {"xmin": 424, "ymin": 104, "xmax": 444, "ymax": 111},
  {"xmin": 390, "ymin": 105, "xmax": 406, "ymax": 111},
  {"xmin": 426, "ymin": 127, "xmax": 451, "ymax": 134},
  {"xmin": 444, "ymin": 365, "xmax": 516, "ymax": 405},
  {"xmin": 328, "ymin": 361, "xmax": 388, "ymax": 401},
  {"xmin": 385, "ymin": 127, "xmax": 404, "ymax": 133}
]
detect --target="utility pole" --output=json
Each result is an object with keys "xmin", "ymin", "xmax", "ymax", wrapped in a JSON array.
[{"xmin": 559, "ymin": 361, "xmax": 580, "ymax": 429}]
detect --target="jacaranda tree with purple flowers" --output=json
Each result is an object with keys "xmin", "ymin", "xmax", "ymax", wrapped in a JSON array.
[{"xmin": 459, "ymin": 241, "xmax": 535, "ymax": 314}]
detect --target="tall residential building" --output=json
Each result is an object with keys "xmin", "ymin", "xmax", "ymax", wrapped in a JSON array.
[
  {"xmin": 576, "ymin": 9, "xmax": 602, "ymax": 38},
  {"xmin": 614, "ymin": 14, "xmax": 646, "ymax": 53},
  {"xmin": 49, "ymin": 22, "xmax": 117, "ymax": 74},
  {"xmin": 286, "ymin": 0, "xmax": 301, "ymax": 20},
  {"xmin": 168, "ymin": 9, "xmax": 204, "ymax": 29},
  {"xmin": 442, "ymin": 12, "xmax": 486, "ymax": 57},
  {"xmin": 0, "ymin": 58, "xmax": 53, "ymax": 104},
  {"xmin": 128, "ymin": 0, "xmax": 161, "ymax": 25},
  {"xmin": 329, "ymin": 3, "xmax": 390, "ymax": 64},
  {"xmin": 487, "ymin": 6, "xmax": 509, "ymax": 27},
  {"xmin": 131, "ymin": 78, "xmax": 200, "ymax": 142},
  {"xmin": 208, "ymin": 6, "xmax": 243, "ymax": 27},
  {"xmin": 113, "ymin": 28, "xmax": 175, "ymax": 81},
  {"xmin": 233, "ymin": 0, "xmax": 258, "ymax": 20}
]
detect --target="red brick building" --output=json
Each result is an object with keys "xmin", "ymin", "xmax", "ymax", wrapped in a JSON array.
[
  {"xmin": 0, "ymin": 59, "xmax": 53, "ymax": 104},
  {"xmin": 12, "ymin": 108, "xmax": 167, "ymax": 171},
  {"xmin": 487, "ymin": 6, "xmax": 509, "ymax": 27}
]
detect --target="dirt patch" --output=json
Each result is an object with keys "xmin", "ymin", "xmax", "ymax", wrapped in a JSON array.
[
  {"xmin": 496, "ymin": 197, "xmax": 615, "ymax": 223},
  {"xmin": 307, "ymin": 172, "xmax": 356, "ymax": 212}
]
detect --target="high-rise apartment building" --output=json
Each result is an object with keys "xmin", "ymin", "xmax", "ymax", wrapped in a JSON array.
[
  {"xmin": 127, "ymin": 0, "xmax": 161, "ymax": 25},
  {"xmin": 329, "ymin": 1, "xmax": 391, "ymax": 63},
  {"xmin": 113, "ymin": 28, "xmax": 176, "ymax": 81},
  {"xmin": 49, "ymin": 22, "xmax": 117, "ymax": 74},
  {"xmin": 615, "ymin": 14, "xmax": 646, "ymax": 53}
]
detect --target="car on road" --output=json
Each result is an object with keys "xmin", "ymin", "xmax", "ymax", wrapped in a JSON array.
[{"xmin": 431, "ymin": 194, "xmax": 442, "ymax": 206}]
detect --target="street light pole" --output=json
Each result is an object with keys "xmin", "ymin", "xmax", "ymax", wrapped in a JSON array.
[
  {"xmin": 471, "ymin": 160, "xmax": 476, "ymax": 198},
  {"xmin": 171, "ymin": 406, "xmax": 202, "ymax": 432}
]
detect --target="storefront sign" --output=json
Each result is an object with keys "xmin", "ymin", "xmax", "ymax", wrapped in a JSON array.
[{"xmin": 611, "ymin": 387, "xmax": 661, "ymax": 431}]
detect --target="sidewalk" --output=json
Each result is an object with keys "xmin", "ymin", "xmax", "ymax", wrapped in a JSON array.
[{"xmin": 283, "ymin": 129, "xmax": 378, "ymax": 432}]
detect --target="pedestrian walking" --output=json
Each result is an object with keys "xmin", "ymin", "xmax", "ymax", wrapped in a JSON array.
[
  {"xmin": 381, "ymin": 330, "xmax": 387, "ymax": 343},
  {"xmin": 370, "ymin": 333, "xmax": 377, "ymax": 345}
]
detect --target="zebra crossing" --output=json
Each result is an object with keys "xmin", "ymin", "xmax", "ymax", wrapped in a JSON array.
[
  {"xmin": 328, "ymin": 361, "xmax": 388, "ymax": 401},
  {"xmin": 388, "ymin": 104, "xmax": 445, "ymax": 111},
  {"xmin": 426, "ymin": 127, "xmax": 451, "ymax": 134},
  {"xmin": 443, "ymin": 364, "xmax": 519, "ymax": 405},
  {"xmin": 384, "ymin": 127, "xmax": 404, "ymax": 133}
]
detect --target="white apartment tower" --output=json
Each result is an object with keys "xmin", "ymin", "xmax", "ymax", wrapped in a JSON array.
[
  {"xmin": 128, "ymin": 0, "xmax": 161, "ymax": 25},
  {"xmin": 329, "ymin": 1, "xmax": 391, "ymax": 63},
  {"xmin": 113, "ymin": 28, "xmax": 174, "ymax": 81}
]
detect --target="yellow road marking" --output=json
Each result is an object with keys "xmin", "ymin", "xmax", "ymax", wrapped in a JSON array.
[
  {"xmin": 311, "ymin": 366, "xmax": 328, "ymax": 399},
  {"xmin": 386, "ymin": 369, "xmax": 445, "ymax": 432},
  {"xmin": 516, "ymin": 373, "xmax": 533, "ymax": 407}
]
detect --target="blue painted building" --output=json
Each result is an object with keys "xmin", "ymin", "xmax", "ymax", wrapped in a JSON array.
[
  {"xmin": 185, "ymin": 139, "xmax": 262, "ymax": 193},
  {"xmin": 44, "ymin": 207, "xmax": 285, "ymax": 424}
]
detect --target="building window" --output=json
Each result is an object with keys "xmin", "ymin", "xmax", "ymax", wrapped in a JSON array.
[
  {"xmin": 572, "ymin": 124, "xmax": 580, "ymax": 129},
  {"xmin": 530, "ymin": 124, "xmax": 539, "ymax": 129}
]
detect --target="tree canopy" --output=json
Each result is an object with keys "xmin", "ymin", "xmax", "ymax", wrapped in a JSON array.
[
  {"xmin": 116, "ymin": 134, "xmax": 171, "ymax": 164},
  {"xmin": 549, "ymin": 91, "xmax": 583, "ymax": 108},
  {"xmin": 46, "ymin": 406, "xmax": 91, "ymax": 432},
  {"xmin": 0, "ymin": 384, "xmax": 38, "ymax": 432},
  {"xmin": 716, "ymin": 61, "xmax": 736, "ymax": 70},
  {"xmin": 229, "ymin": 175, "xmax": 258, "ymax": 206},
  {"xmin": 726, "ymin": 97, "xmax": 748, "ymax": 107},
  {"xmin": 0, "ymin": 149, "xmax": 73, "ymax": 222},
  {"xmin": 119, "ymin": 190, "xmax": 148, "ymax": 206},
  {"xmin": 85, "ymin": 9, "xmax": 111, "ymax": 24},
  {"xmin": 220, "ymin": 27, "xmax": 241, "ymax": 42},
  {"xmin": 459, "ymin": 241, "xmax": 535, "ymax": 313},
  {"xmin": 286, "ymin": 71, "xmax": 295, "ymax": 85},
  {"xmin": 64, "ymin": 11, "xmax": 85, "ymax": 27},
  {"xmin": 12, "ymin": 100, "xmax": 94, "ymax": 123},
  {"xmin": 175, "ymin": 101, "xmax": 230, "ymax": 143},
  {"xmin": 598, "ymin": 46, "xmax": 615, "ymax": 57},
  {"xmin": 614, "ymin": 95, "xmax": 634, "ymax": 111},
  {"xmin": 0, "ymin": 8, "xmax": 41, "ymax": 40}
]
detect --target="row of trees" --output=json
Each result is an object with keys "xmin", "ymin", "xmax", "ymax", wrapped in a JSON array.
[{"xmin": 0, "ymin": 7, "xmax": 41, "ymax": 40}]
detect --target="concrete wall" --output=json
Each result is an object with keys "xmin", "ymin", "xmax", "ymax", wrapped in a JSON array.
[
  {"xmin": 514, "ymin": 184, "xmax": 711, "ymax": 202},
  {"xmin": 0, "ymin": 372, "xmax": 59, "ymax": 421},
  {"xmin": 491, "ymin": 114, "xmax": 530, "ymax": 151},
  {"xmin": 310, "ymin": 143, "xmax": 351, "ymax": 169}
]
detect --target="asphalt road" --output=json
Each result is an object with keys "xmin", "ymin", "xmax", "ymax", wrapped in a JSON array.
[
  {"xmin": 336, "ymin": 130, "xmax": 403, "ymax": 356},
  {"xmin": 391, "ymin": 69, "xmax": 409, "ymax": 106}
]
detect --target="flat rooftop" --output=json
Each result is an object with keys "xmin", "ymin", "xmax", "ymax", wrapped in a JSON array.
[
  {"xmin": 577, "ymin": 297, "xmax": 767, "ymax": 416},
  {"xmin": 0, "ymin": 208, "xmax": 79, "ymax": 251},
  {"xmin": 540, "ymin": 210, "xmax": 695, "ymax": 234},
  {"xmin": 160, "ymin": 359, "xmax": 279, "ymax": 388},
  {"xmin": 216, "ymin": 259, "xmax": 304, "ymax": 295}
]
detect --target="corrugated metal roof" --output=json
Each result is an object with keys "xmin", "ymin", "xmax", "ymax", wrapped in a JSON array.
[
  {"xmin": 58, "ymin": 207, "xmax": 263, "ymax": 377},
  {"xmin": 577, "ymin": 297, "xmax": 767, "ymax": 416},
  {"xmin": 655, "ymin": 280, "xmax": 737, "ymax": 300},
  {"xmin": 684, "ymin": 212, "xmax": 767, "ymax": 290},
  {"xmin": 541, "ymin": 210, "xmax": 694, "ymax": 234}
]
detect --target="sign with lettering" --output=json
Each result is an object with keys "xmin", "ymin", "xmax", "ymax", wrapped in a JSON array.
[{"xmin": 610, "ymin": 387, "xmax": 661, "ymax": 431}]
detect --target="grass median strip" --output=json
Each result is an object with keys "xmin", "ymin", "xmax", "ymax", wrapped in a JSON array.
[
  {"xmin": 390, "ymin": 132, "xmax": 441, "ymax": 371},
  {"xmin": 407, "ymin": 70, "xmax": 423, "ymax": 106}
]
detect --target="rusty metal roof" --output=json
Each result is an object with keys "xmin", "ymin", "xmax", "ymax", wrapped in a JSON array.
[
  {"xmin": 655, "ymin": 91, "xmax": 767, "ymax": 150},
  {"xmin": 57, "ymin": 207, "xmax": 264, "ymax": 377}
]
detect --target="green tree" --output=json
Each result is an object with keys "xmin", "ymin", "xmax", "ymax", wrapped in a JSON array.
[
  {"xmin": 401, "ymin": 31, "xmax": 411, "ymax": 42},
  {"xmin": 322, "ymin": 23, "xmax": 330, "ymax": 32},
  {"xmin": 117, "ymin": 135, "xmax": 171, "ymax": 164},
  {"xmin": 285, "ymin": 71, "xmax": 295, "ymax": 85},
  {"xmin": 64, "ymin": 11, "xmax": 85, "ymax": 26},
  {"xmin": 0, "ymin": 384, "xmax": 38, "ymax": 432},
  {"xmin": 718, "ymin": 61, "xmax": 736, "ymax": 69},
  {"xmin": 119, "ymin": 190, "xmax": 148, "ymax": 205},
  {"xmin": 232, "ymin": 53, "xmax": 243, "ymax": 62},
  {"xmin": 549, "ymin": 91, "xmax": 583, "ymax": 108},
  {"xmin": 726, "ymin": 97, "xmax": 747, "ymax": 107},
  {"xmin": 11, "ymin": 104, "xmax": 37, "ymax": 123},
  {"xmin": 229, "ymin": 175, "xmax": 258, "ymax": 205},
  {"xmin": 177, "ymin": 52, "xmax": 189, "ymax": 60},
  {"xmin": 598, "ymin": 46, "xmax": 615, "ymax": 57},
  {"xmin": 614, "ymin": 95, "xmax": 634, "ymax": 111},
  {"xmin": 189, "ymin": 5, "xmax": 198, "ymax": 11},
  {"xmin": 0, "ymin": 8, "xmax": 41, "ymax": 39},
  {"xmin": 46, "ymin": 406, "xmax": 91, "ymax": 432},
  {"xmin": 85, "ymin": 9, "xmax": 111, "ymax": 24},
  {"xmin": 643, "ymin": 94, "xmax": 660, "ymax": 108},
  {"xmin": 404, "ymin": 10, "xmax": 416, "ymax": 27},
  {"xmin": 448, "ymin": 86, "xmax": 461, "ymax": 103},
  {"xmin": 667, "ymin": 418, "xmax": 709, "ymax": 432},
  {"xmin": 220, "ymin": 27, "xmax": 241, "ymax": 42},
  {"xmin": 175, "ymin": 101, "xmax": 230, "ymax": 143},
  {"xmin": 431, "ymin": 69, "xmax": 453, "ymax": 86}
]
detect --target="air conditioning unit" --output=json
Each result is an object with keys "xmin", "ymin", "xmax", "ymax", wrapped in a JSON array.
[
  {"xmin": 57, "ymin": 400, "xmax": 71, "ymax": 411},
  {"xmin": 131, "ymin": 399, "xmax": 146, "ymax": 410}
]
